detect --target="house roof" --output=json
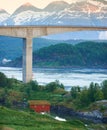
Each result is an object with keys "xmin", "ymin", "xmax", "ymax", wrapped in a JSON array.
[{"xmin": 28, "ymin": 100, "xmax": 50, "ymax": 105}]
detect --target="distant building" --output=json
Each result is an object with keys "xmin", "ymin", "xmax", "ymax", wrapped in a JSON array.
[{"xmin": 29, "ymin": 100, "xmax": 50, "ymax": 113}]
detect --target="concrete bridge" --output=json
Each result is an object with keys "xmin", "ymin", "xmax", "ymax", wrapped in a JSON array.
[{"xmin": 0, "ymin": 26, "xmax": 107, "ymax": 83}]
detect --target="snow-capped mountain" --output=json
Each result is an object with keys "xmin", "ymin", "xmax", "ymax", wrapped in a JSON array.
[
  {"xmin": 12, "ymin": 2, "xmax": 41, "ymax": 15},
  {"xmin": 1, "ymin": 0, "xmax": 107, "ymax": 26},
  {"xmin": 43, "ymin": 1, "xmax": 69, "ymax": 12},
  {"xmin": 9, "ymin": 11, "xmax": 52, "ymax": 25},
  {"xmin": 0, "ymin": 9, "xmax": 10, "ymax": 25}
]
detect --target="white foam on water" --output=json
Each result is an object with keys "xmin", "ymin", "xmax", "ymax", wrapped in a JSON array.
[{"xmin": 0, "ymin": 67, "xmax": 107, "ymax": 89}]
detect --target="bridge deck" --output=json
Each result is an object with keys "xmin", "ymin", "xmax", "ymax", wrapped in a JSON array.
[{"xmin": 0, "ymin": 26, "xmax": 107, "ymax": 38}]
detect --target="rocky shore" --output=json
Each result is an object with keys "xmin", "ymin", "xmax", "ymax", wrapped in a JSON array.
[{"xmin": 50, "ymin": 105, "xmax": 107, "ymax": 123}]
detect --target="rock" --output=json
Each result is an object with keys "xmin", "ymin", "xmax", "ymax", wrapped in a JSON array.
[
  {"xmin": 79, "ymin": 110, "xmax": 103, "ymax": 123},
  {"xmin": 80, "ymin": 110, "xmax": 102, "ymax": 118},
  {"xmin": 50, "ymin": 105, "xmax": 103, "ymax": 123},
  {"xmin": 50, "ymin": 105, "xmax": 78, "ymax": 117},
  {"xmin": 96, "ymin": 100, "xmax": 107, "ymax": 107},
  {"xmin": 102, "ymin": 117, "xmax": 107, "ymax": 123}
]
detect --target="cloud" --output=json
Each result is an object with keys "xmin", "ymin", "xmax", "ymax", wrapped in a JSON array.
[{"xmin": 99, "ymin": 31, "xmax": 107, "ymax": 40}]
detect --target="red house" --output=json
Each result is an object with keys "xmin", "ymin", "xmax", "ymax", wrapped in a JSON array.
[{"xmin": 29, "ymin": 100, "xmax": 50, "ymax": 113}]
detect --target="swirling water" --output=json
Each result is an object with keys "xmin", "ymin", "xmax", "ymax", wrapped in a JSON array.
[{"xmin": 0, "ymin": 67, "xmax": 107, "ymax": 91}]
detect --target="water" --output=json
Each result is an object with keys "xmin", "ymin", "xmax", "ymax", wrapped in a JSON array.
[{"xmin": 0, "ymin": 67, "xmax": 107, "ymax": 91}]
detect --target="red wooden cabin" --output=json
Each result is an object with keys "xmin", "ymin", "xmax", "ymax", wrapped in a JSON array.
[{"xmin": 29, "ymin": 100, "xmax": 50, "ymax": 113}]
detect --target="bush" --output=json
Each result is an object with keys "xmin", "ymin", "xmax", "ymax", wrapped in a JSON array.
[
  {"xmin": 45, "ymin": 80, "xmax": 64, "ymax": 92},
  {"xmin": 0, "ymin": 72, "xmax": 7, "ymax": 87},
  {"xmin": 101, "ymin": 80, "xmax": 107, "ymax": 99}
]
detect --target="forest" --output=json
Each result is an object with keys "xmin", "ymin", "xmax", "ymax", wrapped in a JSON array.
[{"xmin": 6, "ymin": 41, "xmax": 107, "ymax": 68}]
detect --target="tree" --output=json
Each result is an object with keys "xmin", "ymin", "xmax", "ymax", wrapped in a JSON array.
[
  {"xmin": 70, "ymin": 86, "xmax": 80, "ymax": 99},
  {"xmin": 0, "ymin": 72, "xmax": 7, "ymax": 87},
  {"xmin": 101, "ymin": 80, "xmax": 107, "ymax": 99},
  {"xmin": 8, "ymin": 91, "xmax": 23, "ymax": 107},
  {"xmin": 45, "ymin": 80, "xmax": 64, "ymax": 92},
  {"xmin": 0, "ymin": 88, "xmax": 6, "ymax": 105},
  {"xmin": 79, "ymin": 87, "xmax": 90, "ymax": 107},
  {"xmin": 88, "ymin": 82, "xmax": 103, "ymax": 102},
  {"xmin": 94, "ymin": 89, "xmax": 104, "ymax": 101},
  {"xmin": 28, "ymin": 80, "xmax": 39, "ymax": 91}
]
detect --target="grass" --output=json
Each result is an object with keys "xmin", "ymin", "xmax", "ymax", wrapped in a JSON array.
[
  {"xmin": 0, "ymin": 106, "xmax": 87, "ymax": 130},
  {"xmin": 28, "ymin": 91, "xmax": 64, "ymax": 104},
  {"xmin": 88, "ymin": 124, "xmax": 107, "ymax": 130},
  {"xmin": 0, "ymin": 126, "xmax": 14, "ymax": 130}
]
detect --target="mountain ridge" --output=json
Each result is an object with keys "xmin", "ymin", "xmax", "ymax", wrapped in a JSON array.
[
  {"xmin": 4, "ymin": 42, "xmax": 107, "ymax": 68},
  {"xmin": 0, "ymin": 0, "xmax": 107, "ymax": 26},
  {"xmin": 12, "ymin": 2, "xmax": 42, "ymax": 16},
  {"xmin": 44, "ymin": 1, "xmax": 69, "ymax": 12},
  {"xmin": 0, "ymin": 36, "xmax": 84, "ymax": 64}
]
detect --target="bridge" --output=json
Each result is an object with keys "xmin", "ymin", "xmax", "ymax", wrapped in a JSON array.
[{"xmin": 0, "ymin": 26, "xmax": 107, "ymax": 83}]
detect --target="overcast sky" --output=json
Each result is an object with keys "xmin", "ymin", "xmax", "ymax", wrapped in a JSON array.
[{"xmin": 0, "ymin": 0, "xmax": 83, "ymax": 14}]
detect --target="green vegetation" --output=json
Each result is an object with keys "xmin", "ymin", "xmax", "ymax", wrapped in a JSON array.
[
  {"xmin": 0, "ymin": 72, "xmax": 107, "ymax": 130},
  {"xmin": 0, "ymin": 72, "xmax": 107, "ymax": 109},
  {"xmin": 0, "ymin": 106, "xmax": 87, "ymax": 130},
  {"xmin": 7, "ymin": 41, "xmax": 107, "ymax": 68},
  {"xmin": 0, "ymin": 72, "xmax": 66, "ymax": 108},
  {"xmin": 0, "ymin": 36, "xmax": 64, "ymax": 62},
  {"xmin": 33, "ymin": 42, "xmax": 107, "ymax": 68},
  {"xmin": 70, "ymin": 82, "xmax": 106, "ymax": 109}
]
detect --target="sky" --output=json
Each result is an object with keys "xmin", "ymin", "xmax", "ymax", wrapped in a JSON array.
[
  {"xmin": 0, "ymin": 0, "xmax": 83, "ymax": 14},
  {"xmin": 43, "ymin": 31, "xmax": 107, "ymax": 40}
]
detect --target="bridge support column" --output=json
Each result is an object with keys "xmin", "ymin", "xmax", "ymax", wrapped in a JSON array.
[{"xmin": 23, "ymin": 37, "xmax": 33, "ymax": 83}]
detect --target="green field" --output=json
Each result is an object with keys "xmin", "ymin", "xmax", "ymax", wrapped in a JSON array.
[{"xmin": 0, "ymin": 106, "xmax": 87, "ymax": 130}]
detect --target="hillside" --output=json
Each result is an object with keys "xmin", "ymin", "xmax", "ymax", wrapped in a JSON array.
[
  {"xmin": 0, "ymin": 36, "xmax": 79, "ymax": 64},
  {"xmin": 0, "ymin": 107, "xmax": 86, "ymax": 130},
  {"xmin": 6, "ymin": 41, "xmax": 107, "ymax": 68},
  {"xmin": 34, "ymin": 42, "xmax": 107, "ymax": 68},
  {"xmin": 0, "ymin": 72, "xmax": 107, "ymax": 130},
  {"xmin": 0, "ymin": 73, "xmax": 87, "ymax": 130}
]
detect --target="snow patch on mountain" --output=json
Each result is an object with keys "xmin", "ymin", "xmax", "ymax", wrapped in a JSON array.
[
  {"xmin": 0, "ymin": 10, "xmax": 10, "ymax": 24},
  {"xmin": 12, "ymin": 10, "xmax": 54, "ymax": 25},
  {"xmin": 0, "ymin": 0, "xmax": 107, "ymax": 26},
  {"xmin": 0, "ymin": 13, "xmax": 9, "ymax": 23}
]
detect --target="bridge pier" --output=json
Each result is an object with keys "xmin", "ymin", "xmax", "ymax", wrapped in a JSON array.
[
  {"xmin": 0, "ymin": 26, "xmax": 107, "ymax": 83},
  {"xmin": 23, "ymin": 37, "xmax": 33, "ymax": 83}
]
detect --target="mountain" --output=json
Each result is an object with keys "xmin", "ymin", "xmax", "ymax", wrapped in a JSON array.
[
  {"xmin": 0, "ymin": 36, "xmax": 82, "ymax": 65},
  {"xmin": 93, "ymin": 0, "xmax": 107, "ymax": 4},
  {"xmin": 1, "ymin": 0, "xmax": 107, "ymax": 26},
  {"xmin": 0, "ymin": 9, "xmax": 10, "ymax": 25},
  {"xmin": 6, "ymin": 2, "xmax": 42, "ymax": 25},
  {"xmin": 44, "ymin": 1, "xmax": 69, "ymax": 12},
  {"xmin": 33, "ymin": 42, "xmax": 107, "ymax": 68},
  {"xmin": 67, "ymin": 0, "xmax": 107, "ymax": 26},
  {"xmin": 0, "ymin": 36, "xmax": 22, "ymax": 62},
  {"xmin": 12, "ymin": 2, "xmax": 41, "ymax": 15},
  {"xmin": 5, "ymin": 42, "xmax": 107, "ymax": 68}
]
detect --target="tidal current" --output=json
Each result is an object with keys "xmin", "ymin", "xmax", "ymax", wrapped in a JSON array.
[{"xmin": 0, "ymin": 67, "xmax": 107, "ymax": 91}]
